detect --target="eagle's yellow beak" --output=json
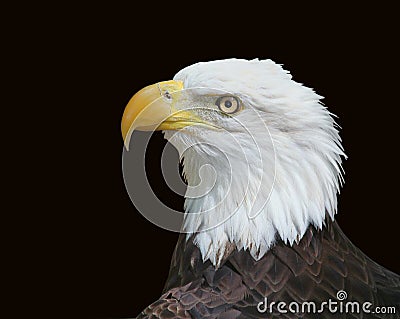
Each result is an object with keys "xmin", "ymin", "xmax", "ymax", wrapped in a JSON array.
[{"xmin": 121, "ymin": 80, "xmax": 205, "ymax": 149}]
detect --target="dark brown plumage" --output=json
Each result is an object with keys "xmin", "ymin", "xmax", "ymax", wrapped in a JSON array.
[{"xmin": 136, "ymin": 220, "xmax": 400, "ymax": 318}]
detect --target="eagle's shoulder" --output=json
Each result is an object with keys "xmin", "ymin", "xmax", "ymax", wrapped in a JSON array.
[{"xmin": 137, "ymin": 273, "xmax": 245, "ymax": 319}]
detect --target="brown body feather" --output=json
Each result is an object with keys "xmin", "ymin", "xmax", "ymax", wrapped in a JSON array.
[{"xmin": 136, "ymin": 220, "xmax": 400, "ymax": 318}]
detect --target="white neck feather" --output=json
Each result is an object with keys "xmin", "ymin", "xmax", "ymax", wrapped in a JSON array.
[{"xmin": 166, "ymin": 118, "xmax": 344, "ymax": 267}]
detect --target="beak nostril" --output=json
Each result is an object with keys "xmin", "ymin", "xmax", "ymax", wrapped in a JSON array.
[{"xmin": 164, "ymin": 91, "xmax": 172, "ymax": 100}]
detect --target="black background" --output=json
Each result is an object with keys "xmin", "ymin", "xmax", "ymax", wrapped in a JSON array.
[{"xmin": 18, "ymin": 3, "xmax": 399, "ymax": 318}]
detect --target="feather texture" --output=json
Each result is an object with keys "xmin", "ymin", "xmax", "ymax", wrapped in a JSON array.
[{"xmin": 136, "ymin": 221, "xmax": 400, "ymax": 318}]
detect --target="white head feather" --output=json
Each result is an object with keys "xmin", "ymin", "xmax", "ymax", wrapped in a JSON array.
[{"xmin": 163, "ymin": 59, "xmax": 345, "ymax": 267}]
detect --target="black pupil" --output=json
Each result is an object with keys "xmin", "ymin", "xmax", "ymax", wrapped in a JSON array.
[{"xmin": 224, "ymin": 100, "xmax": 232, "ymax": 108}]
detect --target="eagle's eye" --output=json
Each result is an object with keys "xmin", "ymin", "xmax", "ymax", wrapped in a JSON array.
[{"xmin": 215, "ymin": 96, "xmax": 240, "ymax": 114}]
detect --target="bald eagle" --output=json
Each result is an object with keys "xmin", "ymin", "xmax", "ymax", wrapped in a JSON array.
[{"xmin": 121, "ymin": 59, "xmax": 400, "ymax": 318}]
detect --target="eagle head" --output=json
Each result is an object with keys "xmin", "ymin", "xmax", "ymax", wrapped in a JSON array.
[{"xmin": 122, "ymin": 59, "xmax": 345, "ymax": 266}]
